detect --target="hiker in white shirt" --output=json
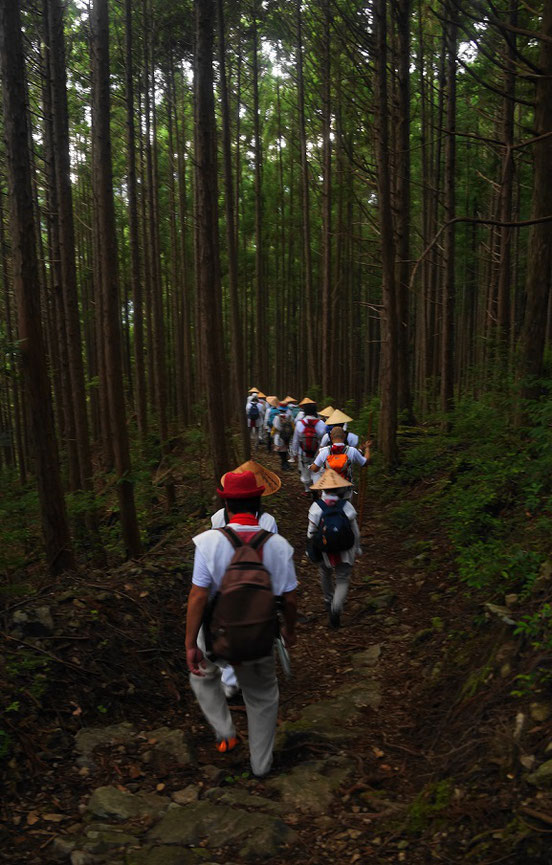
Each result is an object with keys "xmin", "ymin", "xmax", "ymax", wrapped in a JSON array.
[
  {"xmin": 186, "ymin": 470, "xmax": 297, "ymax": 779},
  {"xmin": 291, "ymin": 401, "xmax": 326, "ymax": 492},
  {"xmin": 310, "ymin": 427, "xmax": 371, "ymax": 499},
  {"xmin": 307, "ymin": 469, "xmax": 361, "ymax": 629},
  {"xmin": 318, "ymin": 408, "xmax": 360, "ymax": 449},
  {"xmin": 272, "ymin": 404, "xmax": 293, "ymax": 471},
  {"xmin": 210, "ymin": 460, "xmax": 281, "ymax": 698}
]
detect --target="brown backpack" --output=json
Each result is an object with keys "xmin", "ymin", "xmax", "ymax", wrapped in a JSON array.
[{"xmin": 206, "ymin": 527, "xmax": 278, "ymax": 663}]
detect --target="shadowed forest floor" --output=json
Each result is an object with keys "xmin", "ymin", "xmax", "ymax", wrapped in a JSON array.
[{"xmin": 1, "ymin": 450, "xmax": 550, "ymax": 864}]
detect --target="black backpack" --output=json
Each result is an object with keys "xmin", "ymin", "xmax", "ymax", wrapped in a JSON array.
[
  {"xmin": 248, "ymin": 403, "xmax": 260, "ymax": 421},
  {"xmin": 205, "ymin": 528, "xmax": 278, "ymax": 663},
  {"xmin": 313, "ymin": 499, "xmax": 355, "ymax": 554}
]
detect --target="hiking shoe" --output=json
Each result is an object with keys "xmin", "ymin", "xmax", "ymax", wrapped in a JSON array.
[
  {"xmin": 328, "ymin": 608, "xmax": 341, "ymax": 629},
  {"xmin": 216, "ymin": 736, "xmax": 239, "ymax": 753}
]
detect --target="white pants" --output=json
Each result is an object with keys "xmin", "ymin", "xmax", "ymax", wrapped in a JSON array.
[
  {"xmin": 189, "ymin": 630, "xmax": 279, "ymax": 777},
  {"xmin": 319, "ymin": 561, "xmax": 352, "ymax": 613},
  {"xmin": 298, "ymin": 451, "xmax": 316, "ymax": 490}
]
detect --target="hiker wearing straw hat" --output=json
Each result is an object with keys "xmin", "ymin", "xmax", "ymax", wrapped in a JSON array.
[
  {"xmin": 309, "ymin": 427, "xmax": 371, "ymax": 500},
  {"xmin": 210, "ymin": 460, "xmax": 281, "ymax": 699},
  {"xmin": 263, "ymin": 397, "xmax": 280, "ymax": 452},
  {"xmin": 319, "ymin": 408, "xmax": 360, "ymax": 449},
  {"xmin": 186, "ymin": 470, "xmax": 297, "ymax": 778},
  {"xmin": 272, "ymin": 401, "xmax": 294, "ymax": 471},
  {"xmin": 290, "ymin": 401, "xmax": 326, "ymax": 493},
  {"xmin": 307, "ymin": 469, "xmax": 361, "ymax": 629},
  {"xmin": 245, "ymin": 393, "xmax": 265, "ymax": 449}
]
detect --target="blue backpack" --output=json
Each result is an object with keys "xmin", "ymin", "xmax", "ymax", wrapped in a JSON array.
[
  {"xmin": 313, "ymin": 499, "xmax": 355, "ymax": 554},
  {"xmin": 248, "ymin": 403, "xmax": 260, "ymax": 421}
]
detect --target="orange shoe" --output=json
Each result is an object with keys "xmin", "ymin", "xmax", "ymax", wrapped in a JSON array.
[{"xmin": 216, "ymin": 736, "xmax": 239, "ymax": 754}]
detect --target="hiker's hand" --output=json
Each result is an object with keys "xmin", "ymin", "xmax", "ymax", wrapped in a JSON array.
[
  {"xmin": 281, "ymin": 628, "xmax": 296, "ymax": 649},
  {"xmin": 186, "ymin": 646, "xmax": 205, "ymax": 676},
  {"xmin": 362, "ymin": 439, "xmax": 373, "ymax": 449}
]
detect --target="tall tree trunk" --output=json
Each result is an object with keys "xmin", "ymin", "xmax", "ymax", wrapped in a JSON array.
[
  {"xmin": 393, "ymin": 0, "xmax": 413, "ymax": 422},
  {"xmin": 125, "ymin": 0, "xmax": 147, "ymax": 437},
  {"xmin": 496, "ymin": 0, "xmax": 517, "ymax": 362},
  {"xmin": 374, "ymin": 0, "xmax": 399, "ymax": 466},
  {"xmin": 252, "ymin": 2, "xmax": 266, "ymax": 386},
  {"xmin": 321, "ymin": 0, "xmax": 332, "ymax": 397},
  {"xmin": 194, "ymin": 0, "xmax": 230, "ymax": 482},
  {"xmin": 296, "ymin": 0, "xmax": 316, "ymax": 388},
  {"xmin": 519, "ymin": 3, "xmax": 552, "ymax": 399},
  {"xmin": 0, "ymin": 0, "xmax": 75, "ymax": 574},
  {"xmin": 90, "ymin": 0, "xmax": 141, "ymax": 556},
  {"xmin": 440, "ymin": 0, "xmax": 457, "ymax": 417},
  {"xmin": 217, "ymin": 0, "xmax": 250, "ymax": 460}
]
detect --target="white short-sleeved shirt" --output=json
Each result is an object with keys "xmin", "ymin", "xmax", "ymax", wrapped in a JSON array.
[
  {"xmin": 192, "ymin": 523, "xmax": 297, "ymax": 600},
  {"xmin": 210, "ymin": 508, "xmax": 278, "ymax": 534}
]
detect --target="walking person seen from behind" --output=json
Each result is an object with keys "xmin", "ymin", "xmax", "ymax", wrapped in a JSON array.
[
  {"xmin": 307, "ymin": 468, "xmax": 361, "ymax": 628},
  {"xmin": 186, "ymin": 470, "xmax": 297, "ymax": 778}
]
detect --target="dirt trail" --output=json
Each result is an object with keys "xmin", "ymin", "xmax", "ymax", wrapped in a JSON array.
[{"xmin": 3, "ymin": 451, "xmax": 451, "ymax": 865}]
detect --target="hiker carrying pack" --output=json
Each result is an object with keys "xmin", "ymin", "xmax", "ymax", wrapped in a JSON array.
[
  {"xmin": 312, "ymin": 498, "xmax": 355, "ymax": 554},
  {"xmin": 206, "ymin": 527, "xmax": 278, "ymax": 663},
  {"xmin": 325, "ymin": 445, "xmax": 352, "ymax": 481},
  {"xmin": 279, "ymin": 414, "xmax": 294, "ymax": 445},
  {"xmin": 298, "ymin": 417, "xmax": 321, "ymax": 458},
  {"xmin": 248, "ymin": 402, "xmax": 260, "ymax": 422}
]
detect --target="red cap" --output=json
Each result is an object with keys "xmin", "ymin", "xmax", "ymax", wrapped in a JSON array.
[{"xmin": 217, "ymin": 470, "xmax": 265, "ymax": 499}]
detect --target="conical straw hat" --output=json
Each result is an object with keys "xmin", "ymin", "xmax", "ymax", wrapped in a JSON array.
[
  {"xmin": 310, "ymin": 468, "xmax": 353, "ymax": 490},
  {"xmin": 283, "ymin": 395, "xmax": 297, "ymax": 404},
  {"xmin": 319, "ymin": 405, "xmax": 334, "ymax": 418},
  {"xmin": 299, "ymin": 397, "xmax": 316, "ymax": 406},
  {"xmin": 248, "ymin": 386, "xmax": 260, "ymax": 393},
  {"xmin": 256, "ymin": 391, "xmax": 266, "ymax": 399},
  {"xmin": 221, "ymin": 460, "xmax": 281, "ymax": 496},
  {"xmin": 266, "ymin": 396, "xmax": 279, "ymax": 408},
  {"xmin": 325, "ymin": 408, "xmax": 353, "ymax": 425}
]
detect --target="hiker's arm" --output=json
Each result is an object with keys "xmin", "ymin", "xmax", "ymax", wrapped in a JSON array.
[
  {"xmin": 185, "ymin": 583, "xmax": 209, "ymax": 675},
  {"xmin": 309, "ymin": 451, "xmax": 324, "ymax": 473},
  {"xmin": 280, "ymin": 589, "xmax": 297, "ymax": 648},
  {"xmin": 361, "ymin": 439, "xmax": 373, "ymax": 464}
]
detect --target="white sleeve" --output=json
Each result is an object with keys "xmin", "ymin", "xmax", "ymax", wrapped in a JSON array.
[
  {"xmin": 192, "ymin": 548, "xmax": 212, "ymax": 589},
  {"xmin": 307, "ymin": 502, "xmax": 322, "ymax": 537},
  {"xmin": 350, "ymin": 448, "xmax": 367, "ymax": 466},
  {"xmin": 314, "ymin": 448, "xmax": 328, "ymax": 469},
  {"xmin": 320, "ymin": 433, "xmax": 329, "ymax": 448}
]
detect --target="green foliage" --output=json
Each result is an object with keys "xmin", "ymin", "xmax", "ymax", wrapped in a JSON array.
[{"xmin": 406, "ymin": 780, "xmax": 452, "ymax": 834}]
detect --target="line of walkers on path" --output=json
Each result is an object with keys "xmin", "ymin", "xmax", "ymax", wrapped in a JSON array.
[{"xmin": 185, "ymin": 392, "xmax": 372, "ymax": 780}]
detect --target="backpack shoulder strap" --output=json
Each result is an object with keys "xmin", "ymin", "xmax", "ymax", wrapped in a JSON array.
[
  {"xmin": 218, "ymin": 526, "xmax": 244, "ymax": 549},
  {"xmin": 250, "ymin": 528, "xmax": 271, "ymax": 551},
  {"xmin": 317, "ymin": 500, "xmax": 328, "ymax": 513}
]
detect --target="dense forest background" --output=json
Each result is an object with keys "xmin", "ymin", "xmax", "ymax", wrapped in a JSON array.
[{"xmin": 0, "ymin": 0, "xmax": 551, "ymax": 574}]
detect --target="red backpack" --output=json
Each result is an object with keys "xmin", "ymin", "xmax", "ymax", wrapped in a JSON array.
[
  {"xmin": 299, "ymin": 418, "xmax": 320, "ymax": 458},
  {"xmin": 205, "ymin": 528, "xmax": 278, "ymax": 663}
]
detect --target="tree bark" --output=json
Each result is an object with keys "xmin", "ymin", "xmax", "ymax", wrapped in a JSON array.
[
  {"xmin": 90, "ymin": 0, "xmax": 141, "ymax": 556},
  {"xmin": 194, "ymin": 0, "xmax": 230, "ymax": 483},
  {"xmin": 0, "ymin": 0, "xmax": 75, "ymax": 574}
]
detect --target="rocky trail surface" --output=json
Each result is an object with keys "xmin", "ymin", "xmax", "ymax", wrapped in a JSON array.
[{"xmin": 3, "ymin": 452, "xmax": 549, "ymax": 865}]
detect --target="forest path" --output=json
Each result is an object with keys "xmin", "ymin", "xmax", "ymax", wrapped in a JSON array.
[{"xmin": 12, "ymin": 451, "xmax": 447, "ymax": 865}]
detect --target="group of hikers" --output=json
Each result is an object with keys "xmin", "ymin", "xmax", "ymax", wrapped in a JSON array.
[{"xmin": 185, "ymin": 389, "xmax": 372, "ymax": 780}]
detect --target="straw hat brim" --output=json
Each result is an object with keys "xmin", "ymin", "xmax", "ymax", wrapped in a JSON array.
[
  {"xmin": 266, "ymin": 396, "xmax": 279, "ymax": 408},
  {"xmin": 299, "ymin": 397, "xmax": 316, "ymax": 406},
  {"xmin": 283, "ymin": 395, "xmax": 297, "ymax": 404},
  {"xmin": 310, "ymin": 468, "xmax": 353, "ymax": 490},
  {"xmin": 220, "ymin": 460, "xmax": 281, "ymax": 496},
  {"xmin": 248, "ymin": 386, "xmax": 260, "ymax": 393},
  {"xmin": 325, "ymin": 409, "xmax": 353, "ymax": 425},
  {"xmin": 256, "ymin": 391, "xmax": 266, "ymax": 399},
  {"xmin": 319, "ymin": 405, "xmax": 335, "ymax": 418}
]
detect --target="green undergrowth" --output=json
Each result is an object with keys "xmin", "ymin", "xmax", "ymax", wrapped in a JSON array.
[{"xmin": 369, "ymin": 383, "xmax": 552, "ymax": 696}]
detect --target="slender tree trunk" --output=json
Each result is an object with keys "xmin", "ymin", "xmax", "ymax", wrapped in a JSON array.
[
  {"xmin": 252, "ymin": 2, "xmax": 266, "ymax": 386},
  {"xmin": 519, "ymin": 3, "xmax": 552, "ymax": 399},
  {"xmin": 90, "ymin": 0, "xmax": 141, "ymax": 556},
  {"xmin": 440, "ymin": 0, "xmax": 457, "ymax": 417},
  {"xmin": 0, "ymin": 0, "xmax": 75, "ymax": 574},
  {"xmin": 374, "ymin": 0, "xmax": 398, "ymax": 465},
  {"xmin": 296, "ymin": 0, "xmax": 316, "ymax": 388},
  {"xmin": 125, "ymin": 0, "xmax": 147, "ymax": 437},
  {"xmin": 217, "ymin": 0, "xmax": 250, "ymax": 459},
  {"xmin": 194, "ymin": 0, "xmax": 230, "ymax": 482},
  {"xmin": 321, "ymin": 0, "xmax": 332, "ymax": 396}
]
